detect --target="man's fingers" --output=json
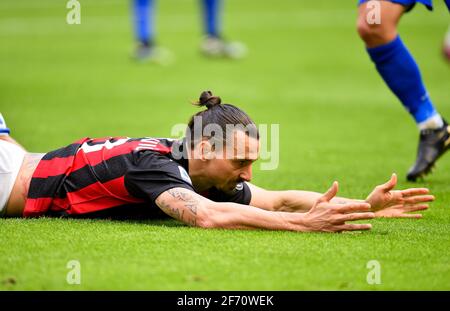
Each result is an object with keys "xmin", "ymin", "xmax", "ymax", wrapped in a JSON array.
[
  {"xmin": 401, "ymin": 188, "xmax": 429, "ymax": 197},
  {"xmin": 339, "ymin": 212, "xmax": 375, "ymax": 222},
  {"xmin": 334, "ymin": 202, "xmax": 371, "ymax": 213},
  {"xmin": 399, "ymin": 213, "xmax": 423, "ymax": 219},
  {"xmin": 319, "ymin": 181, "xmax": 339, "ymax": 203},
  {"xmin": 337, "ymin": 223, "xmax": 372, "ymax": 232},
  {"xmin": 403, "ymin": 195, "xmax": 435, "ymax": 204},
  {"xmin": 380, "ymin": 173, "xmax": 397, "ymax": 191},
  {"xmin": 404, "ymin": 204, "xmax": 429, "ymax": 212}
]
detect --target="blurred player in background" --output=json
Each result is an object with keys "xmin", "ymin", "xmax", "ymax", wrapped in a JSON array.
[
  {"xmin": 132, "ymin": 0, "xmax": 246, "ymax": 63},
  {"xmin": 443, "ymin": 25, "xmax": 450, "ymax": 60},
  {"xmin": 357, "ymin": 0, "xmax": 450, "ymax": 181}
]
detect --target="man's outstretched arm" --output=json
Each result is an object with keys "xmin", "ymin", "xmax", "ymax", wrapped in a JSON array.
[
  {"xmin": 246, "ymin": 183, "xmax": 360, "ymax": 213},
  {"xmin": 247, "ymin": 174, "xmax": 433, "ymax": 218},
  {"xmin": 154, "ymin": 184, "xmax": 375, "ymax": 233}
]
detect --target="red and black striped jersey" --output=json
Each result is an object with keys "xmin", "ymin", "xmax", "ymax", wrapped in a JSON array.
[{"xmin": 24, "ymin": 137, "xmax": 251, "ymax": 218}]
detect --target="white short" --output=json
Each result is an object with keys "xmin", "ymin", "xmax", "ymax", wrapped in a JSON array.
[{"xmin": 0, "ymin": 139, "xmax": 26, "ymax": 215}]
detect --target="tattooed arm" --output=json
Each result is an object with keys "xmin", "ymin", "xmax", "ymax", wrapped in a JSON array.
[
  {"xmin": 154, "ymin": 187, "xmax": 374, "ymax": 232},
  {"xmin": 155, "ymin": 188, "xmax": 204, "ymax": 227}
]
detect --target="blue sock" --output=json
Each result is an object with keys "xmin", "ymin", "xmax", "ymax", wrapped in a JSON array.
[
  {"xmin": 133, "ymin": 0, "xmax": 154, "ymax": 46},
  {"xmin": 366, "ymin": 35, "xmax": 437, "ymax": 123},
  {"xmin": 202, "ymin": 0, "xmax": 221, "ymax": 37}
]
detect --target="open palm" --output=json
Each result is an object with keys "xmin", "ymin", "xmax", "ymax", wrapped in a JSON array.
[{"xmin": 365, "ymin": 174, "xmax": 434, "ymax": 218}]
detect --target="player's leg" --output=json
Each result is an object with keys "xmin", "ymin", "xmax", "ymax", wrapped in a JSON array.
[
  {"xmin": 133, "ymin": 0, "xmax": 154, "ymax": 48},
  {"xmin": 443, "ymin": 24, "xmax": 450, "ymax": 61},
  {"xmin": 202, "ymin": 0, "xmax": 221, "ymax": 38},
  {"xmin": 132, "ymin": 0, "xmax": 155, "ymax": 60},
  {"xmin": 357, "ymin": 1, "xmax": 404, "ymax": 48},
  {"xmin": 0, "ymin": 113, "xmax": 27, "ymax": 217},
  {"xmin": 131, "ymin": 0, "xmax": 174, "ymax": 64},
  {"xmin": 357, "ymin": 0, "xmax": 450, "ymax": 181},
  {"xmin": 200, "ymin": 0, "xmax": 246, "ymax": 59},
  {"xmin": 0, "ymin": 113, "xmax": 25, "ymax": 150}
]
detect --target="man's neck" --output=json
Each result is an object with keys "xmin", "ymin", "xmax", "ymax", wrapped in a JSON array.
[{"xmin": 188, "ymin": 158, "xmax": 212, "ymax": 192}]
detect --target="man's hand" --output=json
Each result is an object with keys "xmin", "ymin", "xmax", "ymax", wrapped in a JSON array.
[
  {"xmin": 302, "ymin": 181, "xmax": 375, "ymax": 232},
  {"xmin": 365, "ymin": 173, "xmax": 433, "ymax": 218}
]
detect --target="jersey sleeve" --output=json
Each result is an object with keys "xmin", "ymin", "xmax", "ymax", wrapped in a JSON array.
[
  {"xmin": 124, "ymin": 151, "xmax": 195, "ymax": 203},
  {"xmin": 207, "ymin": 182, "xmax": 252, "ymax": 205}
]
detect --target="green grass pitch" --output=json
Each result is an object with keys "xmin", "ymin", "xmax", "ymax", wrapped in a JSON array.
[{"xmin": 0, "ymin": 0, "xmax": 449, "ymax": 290}]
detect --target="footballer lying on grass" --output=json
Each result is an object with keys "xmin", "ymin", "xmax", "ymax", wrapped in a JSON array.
[{"xmin": 0, "ymin": 91, "xmax": 433, "ymax": 232}]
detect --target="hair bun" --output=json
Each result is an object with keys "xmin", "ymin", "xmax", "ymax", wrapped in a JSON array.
[{"xmin": 199, "ymin": 90, "xmax": 221, "ymax": 109}]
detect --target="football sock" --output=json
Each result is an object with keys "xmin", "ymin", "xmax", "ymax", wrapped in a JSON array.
[
  {"xmin": 202, "ymin": 0, "xmax": 221, "ymax": 37},
  {"xmin": 0, "ymin": 113, "xmax": 11, "ymax": 135},
  {"xmin": 418, "ymin": 114, "xmax": 444, "ymax": 131},
  {"xmin": 366, "ymin": 35, "xmax": 441, "ymax": 128},
  {"xmin": 133, "ymin": 0, "xmax": 154, "ymax": 46}
]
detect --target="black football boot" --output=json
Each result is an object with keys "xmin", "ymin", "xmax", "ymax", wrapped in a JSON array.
[{"xmin": 407, "ymin": 120, "xmax": 450, "ymax": 181}]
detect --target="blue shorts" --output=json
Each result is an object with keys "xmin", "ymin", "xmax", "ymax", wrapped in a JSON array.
[{"xmin": 358, "ymin": 0, "xmax": 433, "ymax": 11}]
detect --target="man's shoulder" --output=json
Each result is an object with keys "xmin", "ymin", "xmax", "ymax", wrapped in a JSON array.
[{"xmin": 127, "ymin": 149, "xmax": 193, "ymax": 187}]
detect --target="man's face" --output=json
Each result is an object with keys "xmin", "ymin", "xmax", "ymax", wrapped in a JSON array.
[{"xmin": 204, "ymin": 130, "xmax": 259, "ymax": 193}]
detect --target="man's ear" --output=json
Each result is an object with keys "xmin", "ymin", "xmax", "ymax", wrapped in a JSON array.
[{"xmin": 198, "ymin": 140, "xmax": 215, "ymax": 161}]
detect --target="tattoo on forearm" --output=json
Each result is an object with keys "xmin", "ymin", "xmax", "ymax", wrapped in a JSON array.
[
  {"xmin": 157, "ymin": 189, "xmax": 201, "ymax": 226},
  {"xmin": 167, "ymin": 188, "xmax": 198, "ymax": 215},
  {"xmin": 159, "ymin": 199, "xmax": 182, "ymax": 219}
]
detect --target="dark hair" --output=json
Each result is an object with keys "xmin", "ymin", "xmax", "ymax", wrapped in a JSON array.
[{"xmin": 186, "ymin": 91, "xmax": 259, "ymax": 148}]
